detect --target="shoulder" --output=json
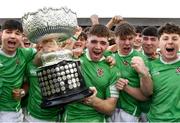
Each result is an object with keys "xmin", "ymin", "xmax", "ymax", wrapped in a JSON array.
[{"xmin": 18, "ymin": 48, "xmax": 36, "ymax": 54}]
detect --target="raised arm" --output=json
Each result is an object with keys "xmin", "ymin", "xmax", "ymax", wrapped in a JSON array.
[
  {"xmin": 131, "ymin": 56, "xmax": 153, "ymax": 97},
  {"xmin": 106, "ymin": 15, "xmax": 123, "ymax": 29}
]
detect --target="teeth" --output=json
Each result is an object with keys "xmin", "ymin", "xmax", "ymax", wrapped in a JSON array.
[
  {"xmin": 8, "ymin": 41, "xmax": 16, "ymax": 45},
  {"xmin": 166, "ymin": 48, "xmax": 174, "ymax": 52}
]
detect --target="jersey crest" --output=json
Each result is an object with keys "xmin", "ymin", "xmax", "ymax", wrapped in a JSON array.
[
  {"xmin": 97, "ymin": 68, "xmax": 104, "ymax": 77},
  {"xmin": 123, "ymin": 60, "xmax": 129, "ymax": 66},
  {"xmin": 176, "ymin": 67, "xmax": 180, "ymax": 74}
]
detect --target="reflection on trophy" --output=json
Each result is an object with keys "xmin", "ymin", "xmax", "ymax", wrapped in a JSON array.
[{"xmin": 22, "ymin": 7, "xmax": 92, "ymax": 108}]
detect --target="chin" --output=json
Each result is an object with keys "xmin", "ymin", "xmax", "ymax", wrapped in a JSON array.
[{"xmin": 164, "ymin": 55, "xmax": 177, "ymax": 61}]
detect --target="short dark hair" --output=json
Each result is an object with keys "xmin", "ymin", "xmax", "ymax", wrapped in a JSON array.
[
  {"xmin": 114, "ymin": 22, "xmax": 136, "ymax": 39},
  {"xmin": 88, "ymin": 24, "xmax": 110, "ymax": 38},
  {"xmin": 78, "ymin": 31, "xmax": 87, "ymax": 41},
  {"xmin": 142, "ymin": 26, "xmax": 158, "ymax": 37},
  {"xmin": 158, "ymin": 23, "xmax": 180, "ymax": 38},
  {"xmin": 1, "ymin": 19, "xmax": 23, "ymax": 33},
  {"xmin": 135, "ymin": 26, "xmax": 144, "ymax": 33}
]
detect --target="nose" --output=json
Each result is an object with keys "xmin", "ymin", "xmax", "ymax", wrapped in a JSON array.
[
  {"xmin": 9, "ymin": 32, "xmax": 17, "ymax": 38},
  {"xmin": 124, "ymin": 39, "xmax": 130, "ymax": 45},
  {"xmin": 146, "ymin": 39, "xmax": 152, "ymax": 45},
  {"xmin": 96, "ymin": 42, "xmax": 101, "ymax": 48},
  {"xmin": 167, "ymin": 39, "xmax": 173, "ymax": 44}
]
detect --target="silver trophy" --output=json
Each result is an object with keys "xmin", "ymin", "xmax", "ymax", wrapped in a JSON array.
[{"xmin": 22, "ymin": 7, "xmax": 92, "ymax": 108}]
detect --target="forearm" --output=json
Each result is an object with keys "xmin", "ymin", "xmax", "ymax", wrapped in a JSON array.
[
  {"xmin": 140, "ymin": 73, "xmax": 153, "ymax": 97},
  {"xmin": 106, "ymin": 20, "xmax": 114, "ymax": 29},
  {"xmin": 91, "ymin": 97, "xmax": 117, "ymax": 115},
  {"xmin": 124, "ymin": 86, "xmax": 149, "ymax": 101}
]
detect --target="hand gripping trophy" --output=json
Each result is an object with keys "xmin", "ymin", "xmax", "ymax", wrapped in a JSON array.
[{"xmin": 22, "ymin": 7, "xmax": 92, "ymax": 108}]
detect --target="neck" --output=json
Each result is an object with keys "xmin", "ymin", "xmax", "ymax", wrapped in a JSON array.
[
  {"xmin": 1, "ymin": 47, "xmax": 16, "ymax": 56},
  {"xmin": 133, "ymin": 46, "xmax": 142, "ymax": 51},
  {"xmin": 162, "ymin": 55, "xmax": 178, "ymax": 63}
]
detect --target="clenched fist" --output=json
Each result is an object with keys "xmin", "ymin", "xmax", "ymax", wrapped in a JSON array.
[{"xmin": 131, "ymin": 56, "xmax": 149, "ymax": 77}]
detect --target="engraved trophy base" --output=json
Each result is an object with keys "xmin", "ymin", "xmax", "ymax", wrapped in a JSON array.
[
  {"xmin": 41, "ymin": 88, "xmax": 92, "ymax": 108},
  {"xmin": 37, "ymin": 60, "xmax": 93, "ymax": 109}
]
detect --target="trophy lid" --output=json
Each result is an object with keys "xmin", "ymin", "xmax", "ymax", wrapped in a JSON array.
[{"xmin": 22, "ymin": 7, "xmax": 78, "ymax": 43}]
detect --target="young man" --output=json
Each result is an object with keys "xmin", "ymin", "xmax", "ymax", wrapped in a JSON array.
[
  {"xmin": 133, "ymin": 26, "xmax": 144, "ymax": 52},
  {"xmin": 109, "ymin": 22, "xmax": 152, "ymax": 122},
  {"xmin": 73, "ymin": 31, "xmax": 87, "ymax": 50},
  {"xmin": 62, "ymin": 24, "xmax": 119, "ymax": 122},
  {"xmin": 142, "ymin": 26, "xmax": 160, "ymax": 60},
  {"xmin": 0, "ymin": 19, "xmax": 36, "ymax": 122},
  {"xmin": 24, "ymin": 39, "xmax": 61, "ymax": 122},
  {"xmin": 147, "ymin": 23, "xmax": 180, "ymax": 122},
  {"xmin": 139, "ymin": 26, "xmax": 159, "ymax": 122}
]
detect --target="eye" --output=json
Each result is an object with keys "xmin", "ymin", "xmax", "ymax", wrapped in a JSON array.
[
  {"xmin": 162, "ymin": 37, "xmax": 168, "ymax": 41},
  {"xmin": 150, "ymin": 37, "xmax": 157, "ymax": 41},
  {"xmin": 100, "ymin": 41, "xmax": 108, "ymax": 46},
  {"xmin": 139, "ymin": 34, "xmax": 142, "ymax": 37},
  {"xmin": 143, "ymin": 36, "xmax": 149, "ymax": 41},
  {"xmin": 5, "ymin": 30, "xmax": 12, "ymax": 34},
  {"xmin": 15, "ymin": 32, "xmax": 21, "ymax": 35},
  {"xmin": 172, "ymin": 36, "xmax": 178, "ymax": 41},
  {"xmin": 90, "ymin": 40, "xmax": 98, "ymax": 44},
  {"xmin": 128, "ymin": 37, "xmax": 133, "ymax": 41}
]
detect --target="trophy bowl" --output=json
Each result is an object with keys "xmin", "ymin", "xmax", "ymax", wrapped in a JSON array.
[{"xmin": 22, "ymin": 7, "xmax": 78, "ymax": 44}]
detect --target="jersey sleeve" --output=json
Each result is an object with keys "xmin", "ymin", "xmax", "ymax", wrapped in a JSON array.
[
  {"xmin": 20, "ymin": 48, "xmax": 37, "ymax": 62},
  {"xmin": 106, "ymin": 66, "xmax": 120, "ymax": 98}
]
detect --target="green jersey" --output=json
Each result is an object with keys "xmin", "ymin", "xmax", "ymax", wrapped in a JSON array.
[
  {"xmin": 25, "ymin": 60, "xmax": 60, "ymax": 121},
  {"xmin": 114, "ymin": 49, "xmax": 148, "ymax": 116},
  {"xmin": 0, "ymin": 48, "xmax": 35, "ymax": 111},
  {"xmin": 62, "ymin": 52, "xmax": 119, "ymax": 122},
  {"xmin": 147, "ymin": 57, "xmax": 180, "ymax": 122}
]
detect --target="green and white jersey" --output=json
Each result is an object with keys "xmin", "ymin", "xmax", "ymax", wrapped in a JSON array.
[
  {"xmin": 113, "ymin": 49, "xmax": 148, "ymax": 116},
  {"xmin": 147, "ymin": 56, "xmax": 180, "ymax": 122},
  {"xmin": 0, "ymin": 48, "xmax": 35, "ymax": 111},
  {"xmin": 62, "ymin": 51, "xmax": 119, "ymax": 122},
  {"xmin": 25, "ymin": 60, "xmax": 60, "ymax": 121}
]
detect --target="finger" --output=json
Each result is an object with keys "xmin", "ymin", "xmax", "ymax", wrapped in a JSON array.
[{"xmin": 115, "ymin": 84, "xmax": 123, "ymax": 90}]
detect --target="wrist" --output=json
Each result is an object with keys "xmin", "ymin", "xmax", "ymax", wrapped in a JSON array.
[{"xmin": 139, "ymin": 72, "xmax": 151, "ymax": 78}]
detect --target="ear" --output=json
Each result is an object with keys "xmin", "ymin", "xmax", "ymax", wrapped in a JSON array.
[{"xmin": 115, "ymin": 37, "xmax": 119, "ymax": 44}]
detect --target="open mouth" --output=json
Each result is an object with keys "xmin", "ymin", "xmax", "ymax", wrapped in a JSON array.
[
  {"xmin": 93, "ymin": 50, "xmax": 102, "ymax": 56},
  {"xmin": 7, "ymin": 41, "xmax": 16, "ymax": 48},
  {"xmin": 166, "ymin": 47, "xmax": 175, "ymax": 53},
  {"xmin": 75, "ymin": 44, "xmax": 82, "ymax": 47},
  {"xmin": 123, "ymin": 47, "xmax": 131, "ymax": 52}
]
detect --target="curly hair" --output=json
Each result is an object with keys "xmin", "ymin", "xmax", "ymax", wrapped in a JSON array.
[
  {"xmin": 158, "ymin": 23, "xmax": 180, "ymax": 38},
  {"xmin": 88, "ymin": 24, "xmax": 110, "ymax": 38}
]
